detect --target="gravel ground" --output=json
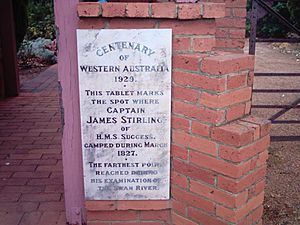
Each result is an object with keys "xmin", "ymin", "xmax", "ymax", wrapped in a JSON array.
[{"xmin": 245, "ymin": 41, "xmax": 300, "ymax": 225}]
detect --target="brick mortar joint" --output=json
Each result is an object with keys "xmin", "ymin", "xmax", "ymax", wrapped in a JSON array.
[{"xmin": 77, "ymin": 2, "xmax": 226, "ymax": 20}]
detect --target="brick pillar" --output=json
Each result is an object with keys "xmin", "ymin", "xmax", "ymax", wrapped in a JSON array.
[
  {"xmin": 75, "ymin": 2, "xmax": 270, "ymax": 225},
  {"xmin": 171, "ymin": 52, "xmax": 270, "ymax": 225}
]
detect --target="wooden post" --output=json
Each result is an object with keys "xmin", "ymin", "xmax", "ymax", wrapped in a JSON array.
[
  {"xmin": 0, "ymin": 0, "xmax": 19, "ymax": 97},
  {"xmin": 0, "ymin": 39, "xmax": 5, "ymax": 99},
  {"xmin": 53, "ymin": 0, "xmax": 86, "ymax": 224}
]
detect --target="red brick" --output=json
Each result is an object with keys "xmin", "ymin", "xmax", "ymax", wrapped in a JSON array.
[
  {"xmin": 172, "ymin": 130, "xmax": 217, "ymax": 156},
  {"xmin": 225, "ymin": 8, "xmax": 232, "ymax": 17},
  {"xmin": 229, "ymin": 28, "xmax": 246, "ymax": 39},
  {"xmin": 117, "ymin": 200, "xmax": 170, "ymax": 210},
  {"xmin": 45, "ymin": 184, "xmax": 64, "ymax": 193},
  {"xmin": 89, "ymin": 223, "xmax": 114, "ymax": 225},
  {"xmin": 0, "ymin": 202, "xmax": 38, "ymax": 212},
  {"xmin": 202, "ymin": 3, "xmax": 226, "ymax": 18},
  {"xmin": 173, "ymin": 37, "xmax": 191, "ymax": 52},
  {"xmin": 192, "ymin": 37, "xmax": 215, "ymax": 52},
  {"xmin": 19, "ymin": 212, "xmax": 42, "ymax": 225},
  {"xmin": 173, "ymin": 159, "xmax": 215, "ymax": 185},
  {"xmin": 171, "ymin": 171, "xmax": 188, "ymax": 189},
  {"xmin": 202, "ymin": 54, "xmax": 254, "ymax": 75},
  {"xmin": 140, "ymin": 209, "xmax": 170, "ymax": 221},
  {"xmin": 171, "ymin": 199, "xmax": 186, "ymax": 216},
  {"xmin": 172, "ymin": 186, "xmax": 215, "ymax": 213},
  {"xmin": 190, "ymin": 151, "xmax": 252, "ymax": 178},
  {"xmin": 0, "ymin": 172, "xmax": 12, "ymax": 178},
  {"xmin": 238, "ymin": 120, "xmax": 260, "ymax": 140},
  {"xmin": 216, "ymin": 192, "xmax": 264, "ymax": 223},
  {"xmin": 37, "ymin": 211, "xmax": 62, "ymax": 225},
  {"xmin": 233, "ymin": 8, "xmax": 247, "ymax": 17},
  {"xmin": 1, "ymin": 185, "xmax": 44, "ymax": 194},
  {"xmin": 29, "ymin": 149, "xmax": 61, "ymax": 155},
  {"xmin": 226, "ymin": 103, "xmax": 246, "ymax": 121},
  {"xmin": 217, "ymin": 18, "xmax": 246, "ymax": 28},
  {"xmin": 248, "ymin": 180, "xmax": 265, "ymax": 202},
  {"xmin": 126, "ymin": 3, "xmax": 149, "ymax": 18},
  {"xmin": 0, "ymin": 159, "xmax": 22, "ymax": 166},
  {"xmin": 0, "ymin": 165, "xmax": 36, "ymax": 172},
  {"xmin": 218, "ymin": 166, "xmax": 267, "ymax": 193},
  {"xmin": 216, "ymin": 28, "xmax": 228, "ymax": 38},
  {"xmin": 188, "ymin": 206, "xmax": 227, "ymax": 225},
  {"xmin": 113, "ymin": 223, "xmax": 163, "ymax": 225},
  {"xmin": 87, "ymin": 211, "xmax": 138, "ymax": 221},
  {"xmin": 171, "ymin": 116, "xmax": 190, "ymax": 132},
  {"xmin": 241, "ymin": 116, "xmax": 271, "ymax": 138},
  {"xmin": 78, "ymin": 18, "xmax": 106, "ymax": 29},
  {"xmin": 216, "ymin": 38, "xmax": 245, "ymax": 49},
  {"xmin": 245, "ymin": 101, "xmax": 251, "ymax": 115},
  {"xmin": 219, "ymin": 135, "xmax": 270, "ymax": 162},
  {"xmin": 36, "ymin": 164, "xmax": 62, "ymax": 172},
  {"xmin": 159, "ymin": 20, "xmax": 216, "ymax": 35},
  {"xmin": 172, "ymin": 85, "xmax": 199, "ymax": 103},
  {"xmin": 171, "ymin": 144, "xmax": 188, "ymax": 160},
  {"xmin": 42, "ymin": 154, "xmax": 62, "ymax": 159},
  {"xmin": 22, "ymin": 159, "xmax": 58, "ymax": 165},
  {"xmin": 102, "ymin": 3, "xmax": 126, "ymax": 17},
  {"xmin": 0, "ymin": 212, "xmax": 22, "ymax": 225},
  {"xmin": 254, "ymin": 180, "xmax": 266, "ymax": 196},
  {"xmin": 237, "ymin": 205, "xmax": 263, "ymax": 225},
  {"xmin": 173, "ymin": 71, "xmax": 226, "ymax": 92},
  {"xmin": 28, "ymin": 178, "xmax": 63, "ymax": 186},
  {"xmin": 225, "ymin": 0, "xmax": 247, "ymax": 7},
  {"xmin": 191, "ymin": 121, "xmax": 210, "ymax": 137},
  {"xmin": 20, "ymin": 193, "xmax": 61, "ymax": 202},
  {"xmin": 257, "ymin": 150, "xmax": 268, "ymax": 167},
  {"xmin": 173, "ymin": 54, "xmax": 201, "ymax": 71},
  {"xmin": 227, "ymin": 73, "xmax": 247, "ymax": 90},
  {"xmin": 0, "ymin": 178, "xmax": 28, "ymax": 186},
  {"xmin": 247, "ymin": 71, "xmax": 254, "ymax": 86},
  {"xmin": 190, "ymin": 180, "xmax": 248, "ymax": 208},
  {"xmin": 211, "ymin": 122, "xmax": 253, "ymax": 147},
  {"xmin": 39, "ymin": 201, "xmax": 65, "ymax": 211},
  {"xmin": 171, "ymin": 212, "xmax": 198, "ymax": 225},
  {"xmin": 77, "ymin": 2, "xmax": 101, "ymax": 17},
  {"xmin": 178, "ymin": 4, "xmax": 201, "ymax": 19},
  {"xmin": 0, "ymin": 193, "xmax": 21, "ymax": 202},
  {"xmin": 201, "ymin": 87, "xmax": 252, "ymax": 108},
  {"xmin": 173, "ymin": 100, "xmax": 225, "ymax": 124},
  {"xmin": 86, "ymin": 200, "xmax": 117, "ymax": 211},
  {"xmin": 151, "ymin": 3, "xmax": 176, "ymax": 18},
  {"xmin": 109, "ymin": 19, "xmax": 156, "ymax": 29}
]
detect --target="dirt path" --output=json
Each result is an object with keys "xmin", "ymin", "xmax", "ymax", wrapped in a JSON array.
[{"xmin": 245, "ymin": 41, "xmax": 300, "ymax": 225}]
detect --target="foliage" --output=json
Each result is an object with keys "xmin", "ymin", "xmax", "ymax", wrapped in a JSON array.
[
  {"xmin": 26, "ymin": 0, "xmax": 55, "ymax": 40},
  {"xmin": 247, "ymin": 0, "xmax": 300, "ymax": 38},
  {"xmin": 257, "ymin": 2, "xmax": 291, "ymax": 38},
  {"xmin": 287, "ymin": 0, "xmax": 300, "ymax": 28},
  {"xmin": 13, "ymin": 0, "xmax": 28, "ymax": 50}
]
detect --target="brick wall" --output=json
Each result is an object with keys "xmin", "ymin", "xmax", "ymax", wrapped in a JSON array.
[
  {"xmin": 76, "ymin": 2, "xmax": 270, "ymax": 225},
  {"xmin": 199, "ymin": 0, "xmax": 247, "ymax": 51}
]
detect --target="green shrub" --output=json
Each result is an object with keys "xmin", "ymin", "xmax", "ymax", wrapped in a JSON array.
[
  {"xmin": 287, "ymin": 0, "xmax": 300, "ymax": 28},
  {"xmin": 26, "ymin": 0, "xmax": 55, "ymax": 40},
  {"xmin": 13, "ymin": 0, "xmax": 28, "ymax": 50},
  {"xmin": 247, "ymin": 0, "xmax": 300, "ymax": 38},
  {"xmin": 257, "ymin": 2, "xmax": 291, "ymax": 38}
]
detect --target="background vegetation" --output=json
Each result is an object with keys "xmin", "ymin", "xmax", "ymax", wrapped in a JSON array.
[
  {"xmin": 247, "ymin": 0, "xmax": 300, "ymax": 38},
  {"xmin": 13, "ymin": 0, "xmax": 55, "ymax": 50}
]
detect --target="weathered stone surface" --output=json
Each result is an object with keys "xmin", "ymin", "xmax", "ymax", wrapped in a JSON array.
[{"xmin": 77, "ymin": 29, "xmax": 172, "ymax": 200}]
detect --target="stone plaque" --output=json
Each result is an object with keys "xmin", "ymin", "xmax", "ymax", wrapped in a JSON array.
[{"xmin": 77, "ymin": 29, "xmax": 172, "ymax": 200}]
